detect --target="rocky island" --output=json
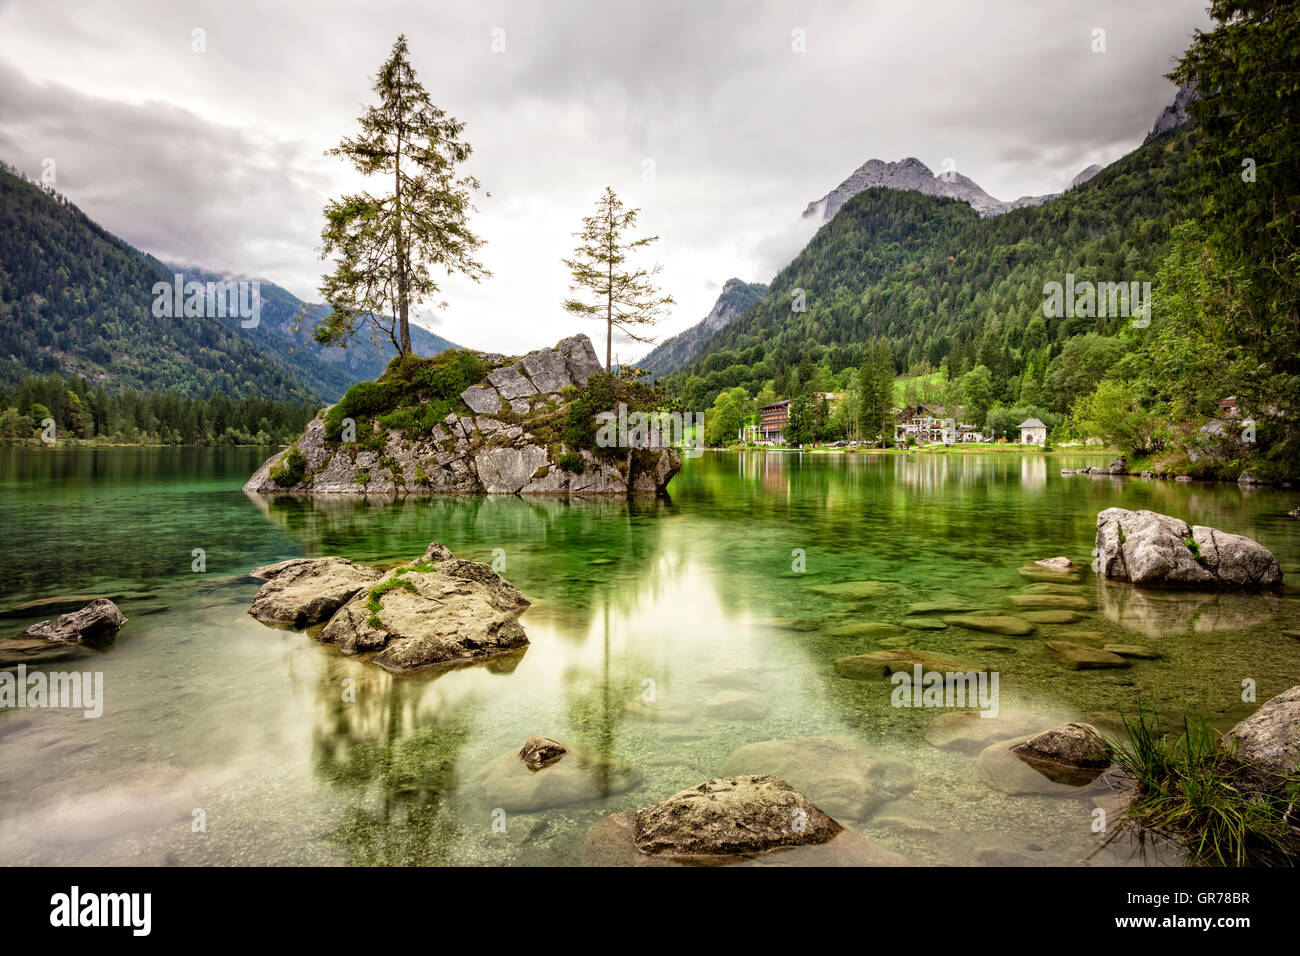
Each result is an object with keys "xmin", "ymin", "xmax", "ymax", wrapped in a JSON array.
[{"xmin": 244, "ymin": 333, "xmax": 680, "ymax": 497}]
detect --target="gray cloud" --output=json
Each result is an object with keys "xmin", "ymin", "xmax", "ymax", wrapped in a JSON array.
[{"xmin": 0, "ymin": 0, "xmax": 1210, "ymax": 358}]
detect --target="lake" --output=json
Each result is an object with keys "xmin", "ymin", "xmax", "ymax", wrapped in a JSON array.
[{"xmin": 1, "ymin": 446, "xmax": 1297, "ymax": 866}]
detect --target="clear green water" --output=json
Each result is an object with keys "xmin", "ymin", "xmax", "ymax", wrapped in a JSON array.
[{"xmin": 1, "ymin": 446, "xmax": 1298, "ymax": 866}]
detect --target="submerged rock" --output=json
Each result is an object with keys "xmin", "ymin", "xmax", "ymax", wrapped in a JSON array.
[
  {"xmin": 472, "ymin": 738, "xmax": 639, "ymax": 811},
  {"xmin": 834, "ymin": 649, "xmax": 988, "ymax": 680},
  {"xmin": 248, "ymin": 542, "xmax": 530, "ymax": 673},
  {"xmin": 827, "ymin": 621, "xmax": 908, "ymax": 638},
  {"xmin": 1043, "ymin": 641, "xmax": 1129, "ymax": 670},
  {"xmin": 942, "ymin": 614, "xmax": 1035, "ymax": 637},
  {"xmin": 1007, "ymin": 593, "xmax": 1092, "ymax": 610},
  {"xmin": 703, "ymin": 690, "xmax": 770, "ymax": 720},
  {"xmin": 1095, "ymin": 508, "xmax": 1281, "ymax": 589},
  {"xmin": 899, "ymin": 617, "xmax": 948, "ymax": 631},
  {"xmin": 925, "ymin": 710, "xmax": 1059, "ymax": 754},
  {"xmin": 248, "ymin": 557, "xmax": 382, "ymax": 627},
  {"xmin": 812, "ymin": 580, "xmax": 908, "ymax": 600},
  {"xmin": 23, "ymin": 598, "xmax": 126, "ymax": 645},
  {"xmin": 906, "ymin": 599, "xmax": 982, "ymax": 615},
  {"xmin": 718, "ymin": 736, "xmax": 915, "ymax": 820},
  {"xmin": 1222, "ymin": 685, "xmax": 1300, "ymax": 792},
  {"xmin": 1020, "ymin": 610, "xmax": 1084, "ymax": 624},
  {"xmin": 978, "ymin": 727, "xmax": 1113, "ymax": 795},
  {"xmin": 1102, "ymin": 644, "xmax": 1161, "ymax": 660}
]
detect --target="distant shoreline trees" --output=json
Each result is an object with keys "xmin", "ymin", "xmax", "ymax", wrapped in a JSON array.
[{"xmin": 0, "ymin": 372, "xmax": 314, "ymax": 446}]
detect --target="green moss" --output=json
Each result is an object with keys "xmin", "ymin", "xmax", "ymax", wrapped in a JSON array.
[
  {"xmin": 365, "ymin": 576, "xmax": 418, "ymax": 628},
  {"xmin": 556, "ymin": 451, "xmax": 584, "ymax": 473},
  {"xmin": 555, "ymin": 372, "xmax": 666, "ymax": 459},
  {"xmin": 269, "ymin": 445, "xmax": 308, "ymax": 486},
  {"xmin": 324, "ymin": 348, "xmax": 490, "ymax": 442}
]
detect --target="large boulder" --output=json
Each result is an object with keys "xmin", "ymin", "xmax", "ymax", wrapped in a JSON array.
[
  {"xmin": 1095, "ymin": 508, "xmax": 1281, "ymax": 588},
  {"xmin": 474, "ymin": 445, "xmax": 549, "ymax": 494},
  {"xmin": 634, "ymin": 776, "xmax": 840, "ymax": 855},
  {"xmin": 556, "ymin": 334, "xmax": 605, "ymax": 384},
  {"xmin": 718, "ymin": 737, "xmax": 915, "ymax": 821},
  {"xmin": 581, "ymin": 775, "xmax": 908, "ymax": 866},
  {"xmin": 247, "ymin": 556, "xmax": 382, "ymax": 627},
  {"xmin": 24, "ymin": 598, "xmax": 127, "ymax": 645},
  {"xmin": 1222, "ymin": 685, "xmax": 1300, "ymax": 792},
  {"xmin": 319, "ymin": 548, "xmax": 530, "ymax": 672},
  {"xmin": 925, "ymin": 709, "xmax": 1061, "ymax": 754},
  {"xmin": 520, "ymin": 347, "xmax": 572, "ymax": 392},
  {"xmin": 248, "ymin": 543, "xmax": 530, "ymax": 674}
]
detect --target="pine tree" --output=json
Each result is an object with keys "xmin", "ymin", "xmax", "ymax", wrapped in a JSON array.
[
  {"xmin": 311, "ymin": 35, "xmax": 488, "ymax": 357},
  {"xmin": 562, "ymin": 187, "xmax": 675, "ymax": 371}
]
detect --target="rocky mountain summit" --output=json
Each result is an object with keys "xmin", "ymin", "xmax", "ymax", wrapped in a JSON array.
[
  {"xmin": 801, "ymin": 156, "xmax": 1064, "ymax": 222},
  {"xmin": 1068, "ymin": 164, "xmax": 1102, "ymax": 190},
  {"xmin": 1143, "ymin": 82, "xmax": 1197, "ymax": 144},
  {"xmin": 244, "ymin": 333, "xmax": 680, "ymax": 497}
]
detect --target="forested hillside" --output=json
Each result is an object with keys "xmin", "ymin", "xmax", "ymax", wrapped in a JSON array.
[
  {"xmin": 0, "ymin": 163, "xmax": 460, "ymax": 405},
  {"xmin": 637, "ymin": 278, "xmax": 767, "ymax": 378},
  {"xmin": 667, "ymin": 187, "xmax": 982, "ymax": 407},
  {"xmin": 0, "ymin": 164, "xmax": 322, "ymax": 402},
  {"xmin": 173, "ymin": 264, "xmax": 461, "ymax": 396},
  {"xmin": 667, "ymin": 130, "xmax": 1191, "ymax": 414}
]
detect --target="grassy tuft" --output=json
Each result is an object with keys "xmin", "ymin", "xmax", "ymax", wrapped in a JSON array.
[
  {"xmin": 269, "ymin": 445, "xmax": 308, "ymax": 487},
  {"xmin": 1108, "ymin": 707, "xmax": 1300, "ymax": 866}
]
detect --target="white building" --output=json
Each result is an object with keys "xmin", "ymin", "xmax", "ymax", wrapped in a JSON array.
[{"xmin": 1018, "ymin": 418, "xmax": 1048, "ymax": 445}]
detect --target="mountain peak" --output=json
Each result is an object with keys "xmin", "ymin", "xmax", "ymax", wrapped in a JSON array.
[
  {"xmin": 1069, "ymin": 164, "xmax": 1102, "ymax": 190},
  {"xmin": 802, "ymin": 155, "xmax": 1055, "ymax": 222}
]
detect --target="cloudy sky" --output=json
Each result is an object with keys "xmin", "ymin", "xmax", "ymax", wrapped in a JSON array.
[{"xmin": 0, "ymin": 0, "xmax": 1209, "ymax": 359}]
